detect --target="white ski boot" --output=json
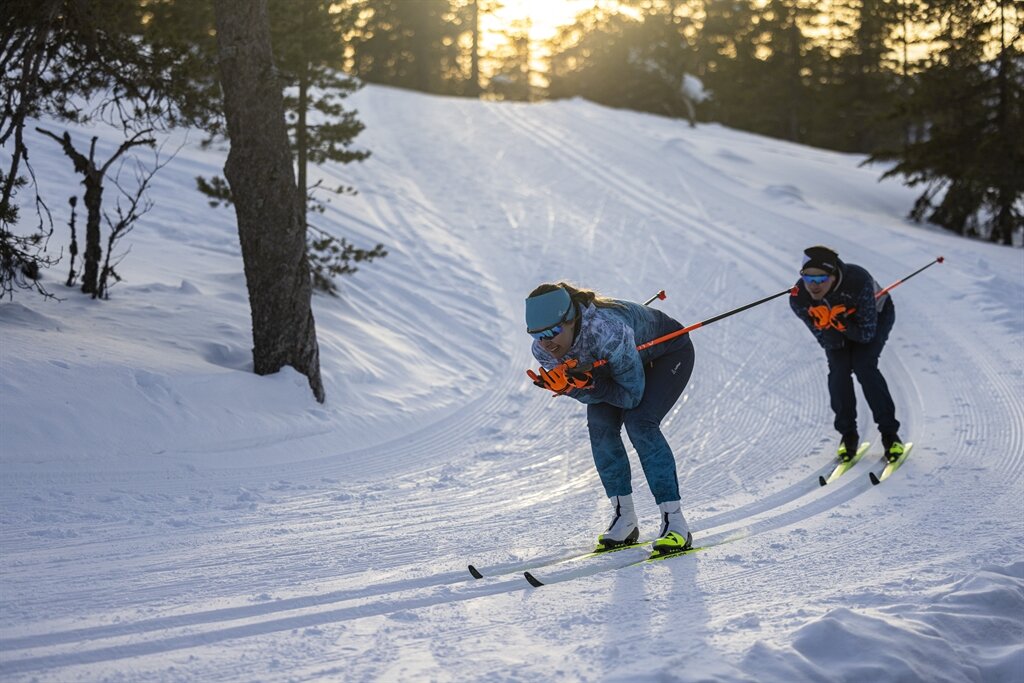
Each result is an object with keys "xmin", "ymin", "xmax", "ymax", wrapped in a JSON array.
[
  {"xmin": 597, "ymin": 494, "xmax": 639, "ymax": 550},
  {"xmin": 652, "ymin": 500, "xmax": 692, "ymax": 555}
]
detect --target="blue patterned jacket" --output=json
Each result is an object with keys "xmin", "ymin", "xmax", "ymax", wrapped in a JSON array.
[{"xmin": 532, "ymin": 300, "xmax": 690, "ymax": 409}]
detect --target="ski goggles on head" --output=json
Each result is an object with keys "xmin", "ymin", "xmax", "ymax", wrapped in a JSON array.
[{"xmin": 801, "ymin": 273, "xmax": 831, "ymax": 284}]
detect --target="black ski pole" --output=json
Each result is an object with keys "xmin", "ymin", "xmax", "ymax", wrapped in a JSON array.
[
  {"xmin": 591, "ymin": 287, "xmax": 794, "ymax": 370},
  {"xmin": 877, "ymin": 256, "xmax": 944, "ymax": 298}
]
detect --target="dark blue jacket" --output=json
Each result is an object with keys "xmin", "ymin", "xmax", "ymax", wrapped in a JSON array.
[{"xmin": 790, "ymin": 261, "xmax": 892, "ymax": 350}]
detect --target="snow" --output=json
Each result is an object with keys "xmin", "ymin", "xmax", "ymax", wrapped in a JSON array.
[
  {"xmin": 682, "ymin": 73, "xmax": 710, "ymax": 103},
  {"xmin": 2, "ymin": 84, "xmax": 1023, "ymax": 682}
]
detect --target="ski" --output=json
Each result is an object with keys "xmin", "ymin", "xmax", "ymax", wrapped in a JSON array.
[
  {"xmin": 523, "ymin": 534, "xmax": 699, "ymax": 587},
  {"xmin": 522, "ymin": 533, "xmax": 742, "ymax": 587},
  {"xmin": 468, "ymin": 537, "xmax": 655, "ymax": 579},
  {"xmin": 519, "ymin": 543, "xmax": 654, "ymax": 586},
  {"xmin": 869, "ymin": 442, "xmax": 914, "ymax": 485},
  {"xmin": 818, "ymin": 441, "xmax": 871, "ymax": 486},
  {"xmin": 478, "ymin": 442, "xmax": 891, "ymax": 585}
]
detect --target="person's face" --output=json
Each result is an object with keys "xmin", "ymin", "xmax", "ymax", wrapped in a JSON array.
[
  {"xmin": 537, "ymin": 317, "xmax": 576, "ymax": 359},
  {"xmin": 801, "ymin": 268, "xmax": 835, "ymax": 301}
]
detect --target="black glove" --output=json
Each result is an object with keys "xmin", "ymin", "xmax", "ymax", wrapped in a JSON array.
[
  {"xmin": 563, "ymin": 359, "xmax": 594, "ymax": 390},
  {"xmin": 830, "ymin": 305, "xmax": 856, "ymax": 331}
]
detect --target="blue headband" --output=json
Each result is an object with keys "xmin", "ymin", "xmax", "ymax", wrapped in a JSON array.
[{"xmin": 525, "ymin": 287, "xmax": 575, "ymax": 333}]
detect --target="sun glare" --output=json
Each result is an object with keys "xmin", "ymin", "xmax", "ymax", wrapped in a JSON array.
[{"xmin": 486, "ymin": 0, "xmax": 593, "ymax": 43}]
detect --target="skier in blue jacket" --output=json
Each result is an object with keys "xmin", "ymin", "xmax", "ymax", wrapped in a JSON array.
[
  {"xmin": 789, "ymin": 246, "xmax": 905, "ymax": 462},
  {"xmin": 525, "ymin": 282, "xmax": 695, "ymax": 554}
]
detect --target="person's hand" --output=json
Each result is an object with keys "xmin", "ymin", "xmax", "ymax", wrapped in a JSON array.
[
  {"xmin": 808, "ymin": 304, "xmax": 831, "ymax": 330},
  {"xmin": 808, "ymin": 304, "xmax": 855, "ymax": 331},
  {"xmin": 527, "ymin": 359, "xmax": 593, "ymax": 395},
  {"xmin": 830, "ymin": 305, "xmax": 856, "ymax": 331},
  {"xmin": 563, "ymin": 358, "xmax": 594, "ymax": 390},
  {"xmin": 527, "ymin": 365, "xmax": 571, "ymax": 394}
]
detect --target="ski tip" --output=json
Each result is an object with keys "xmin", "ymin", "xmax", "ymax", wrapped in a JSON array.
[
  {"xmin": 869, "ymin": 472, "xmax": 881, "ymax": 486},
  {"xmin": 468, "ymin": 564, "xmax": 483, "ymax": 579},
  {"xmin": 524, "ymin": 571, "xmax": 545, "ymax": 588},
  {"xmin": 818, "ymin": 475, "xmax": 828, "ymax": 487}
]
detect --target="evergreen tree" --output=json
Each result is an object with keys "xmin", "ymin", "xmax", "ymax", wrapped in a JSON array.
[
  {"xmin": 868, "ymin": 0, "xmax": 1023, "ymax": 244},
  {"xmin": 815, "ymin": 0, "xmax": 903, "ymax": 152},
  {"xmin": 699, "ymin": 0, "xmax": 763, "ymax": 131},
  {"xmin": 751, "ymin": 0, "xmax": 821, "ymax": 142},
  {"xmin": 345, "ymin": 0, "xmax": 469, "ymax": 95},
  {"xmin": 152, "ymin": 0, "xmax": 384, "ymax": 292},
  {"xmin": 486, "ymin": 18, "xmax": 532, "ymax": 101},
  {"xmin": 213, "ymin": 0, "xmax": 326, "ymax": 403},
  {"xmin": 467, "ymin": 0, "xmax": 505, "ymax": 98},
  {"xmin": 269, "ymin": 0, "xmax": 370, "ymax": 210},
  {"xmin": 547, "ymin": 4, "xmax": 704, "ymax": 119}
]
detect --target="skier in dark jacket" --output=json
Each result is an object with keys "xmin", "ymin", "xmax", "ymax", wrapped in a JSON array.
[
  {"xmin": 525, "ymin": 282, "xmax": 695, "ymax": 555},
  {"xmin": 790, "ymin": 246, "xmax": 905, "ymax": 462}
]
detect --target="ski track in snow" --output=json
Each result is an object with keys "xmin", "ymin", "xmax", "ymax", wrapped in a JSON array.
[{"xmin": 1, "ymin": 87, "xmax": 1022, "ymax": 682}]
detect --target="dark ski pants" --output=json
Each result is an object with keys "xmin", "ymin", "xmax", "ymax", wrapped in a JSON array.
[
  {"xmin": 825, "ymin": 301, "xmax": 900, "ymax": 438},
  {"xmin": 586, "ymin": 340, "xmax": 694, "ymax": 504}
]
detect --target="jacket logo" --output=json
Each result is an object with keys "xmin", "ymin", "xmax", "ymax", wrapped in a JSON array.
[{"xmin": 808, "ymin": 304, "xmax": 856, "ymax": 331}]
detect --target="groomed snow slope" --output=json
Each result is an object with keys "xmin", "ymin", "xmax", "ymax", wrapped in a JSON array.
[{"xmin": 1, "ymin": 85, "xmax": 1022, "ymax": 682}]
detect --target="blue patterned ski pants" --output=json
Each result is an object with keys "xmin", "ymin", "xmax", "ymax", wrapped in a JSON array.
[{"xmin": 586, "ymin": 341, "xmax": 694, "ymax": 503}]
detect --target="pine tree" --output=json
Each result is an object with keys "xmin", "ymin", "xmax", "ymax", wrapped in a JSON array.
[
  {"xmin": 213, "ymin": 0, "xmax": 326, "ymax": 402},
  {"xmin": 547, "ymin": 5, "xmax": 695, "ymax": 117},
  {"xmin": 816, "ymin": 0, "xmax": 903, "ymax": 152},
  {"xmin": 753, "ymin": 0, "xmax": 821, "ymax": 142},
  {"xmin": 868, "ymin": 0, "xmax": 1023, "ymax": 244},
  {"xmin": 487, "ymin": 18, "xmax": 533, "ymax": 101},
  {"xmin": 270, "ymin": 0, "xmax": 370, "ymax": 210},
  {"xmin": 346, "ymin": 0, "xmax": 468, "ymax": 95},
  {"xmin": 699, "ymin": 0, "xmax": 762, "ymax": 132}
]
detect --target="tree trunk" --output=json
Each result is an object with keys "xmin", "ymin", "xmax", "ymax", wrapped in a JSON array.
[
  {"xmin": 469, "ymin": 0, "xmax": 481, "ymax": 97},
  {"xmin": 80, "ymin": 170, "xmax": 104, "ymax": 295},
  {"xmin": 213, "ymin": 0, "xmax": 325, "ymax": 403},
  {"xmin": 993, "ymin": 0, "xmax": 1016, "ymax": 246},
  {"xmin": 297, "ymin": 63, "xmax": 309, "ymax": 213},
  {"xmin": 36, "ymin": 128, "xmax": 152, "ymax": 296},
  {"xmin": 297, "ymin": 0, "xmax": 309, "ymax": 210}
]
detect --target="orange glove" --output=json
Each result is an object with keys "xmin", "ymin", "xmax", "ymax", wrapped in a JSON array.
[
  {"xmin": 527, "ymin": 359, "xmax": 594, "ymax": 395},
  {"xmin": 808, "ymin": 304, "xmax": 856, "ymax": 331}
]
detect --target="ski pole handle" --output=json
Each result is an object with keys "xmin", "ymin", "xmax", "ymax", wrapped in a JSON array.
[
  {"xmin": 876, "ymin": 256, "xmax": 944, "ymax": 298},
  {"xmin": 591, "ymin": 287, "xmax": 794, "ymax": 369}
]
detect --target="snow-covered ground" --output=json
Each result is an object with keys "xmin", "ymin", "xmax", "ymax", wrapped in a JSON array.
[{"xmin": 1, "ymin": 85, "xmax": 1022, "ymax": 682}]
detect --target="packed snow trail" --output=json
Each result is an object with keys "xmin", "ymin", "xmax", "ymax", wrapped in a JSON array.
[{"xmin": 1, "ymin": 86, "xmax": 1021, "ymax": 682}]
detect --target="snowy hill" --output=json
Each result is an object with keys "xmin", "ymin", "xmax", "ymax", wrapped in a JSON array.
[{"xmin": 1, "ymin": 85, "xmax": 1022, "ymax": 682}]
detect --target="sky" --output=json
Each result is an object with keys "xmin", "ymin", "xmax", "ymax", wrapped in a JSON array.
[
  {"xmin": 481, "ymin": 0, "xmax": 597, "ymax": 83},
  {"xmin": 486, "ymin": 0, "xmax": 594, "ymax": 42},
  {"xmin": 1, "ymin": 85, "xmax": 1022, "ymax": 682}
]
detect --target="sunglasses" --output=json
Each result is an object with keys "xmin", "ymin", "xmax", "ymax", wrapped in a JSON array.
[
  {"xmin": 530, "ymin": 324, "xmax": 565, "ymax": 341},
  {"xmin": 801, "ymin": 273, "xmax": 831, "ymax": 285}
]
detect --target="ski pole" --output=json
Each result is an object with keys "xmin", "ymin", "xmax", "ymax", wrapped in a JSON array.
[
  {"xmin": 876, "ymin": 256, "xmax": 944, "ymax": 298},
  {"xmin": 590, "ymin": 287, "xmax": 794, "ymax": 370},
  {"xmin": 643, "ymin": 289, "xmax": 667, "ymax": 305}
]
